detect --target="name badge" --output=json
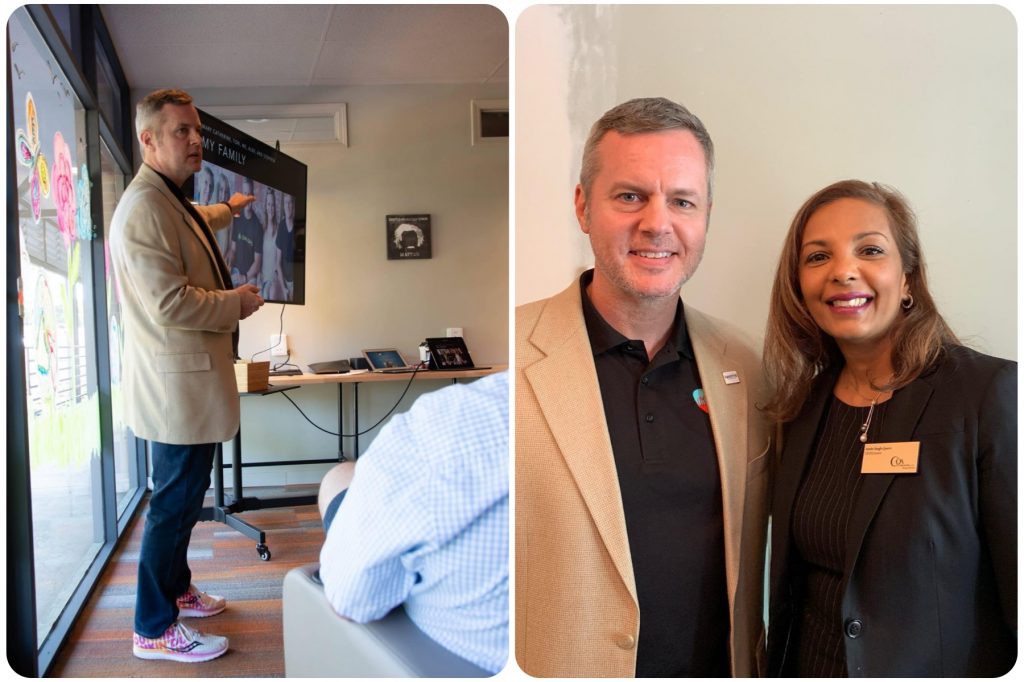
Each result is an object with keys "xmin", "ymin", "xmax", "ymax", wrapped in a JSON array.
[{"xmin": 861, "ymin": 442, "xmax": 920, "ymax": 474}]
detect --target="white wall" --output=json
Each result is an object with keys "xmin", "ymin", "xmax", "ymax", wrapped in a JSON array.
[
  {"xmin": 515, "ymin": 5, "xmax": 1016, "ymax": 361},
  {"xmin": 184, "ymin": 82, "xmax": 508, "ymax": 483}
]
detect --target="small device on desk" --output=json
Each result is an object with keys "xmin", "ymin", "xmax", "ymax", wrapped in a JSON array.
[
  {"xmin": 308, "ymin": 359, "xmax": 351, "ymax": 374},
  {"xmin": 363, "ymin": 348, "xmax": 419, "ymax": 373},
  {"xmin": 269, "ymin": 368, "xmax": 302, "ymax": 377},
  {"xmin": 425, "ymin": 337, "xmax": 490, "ymax": 371}
]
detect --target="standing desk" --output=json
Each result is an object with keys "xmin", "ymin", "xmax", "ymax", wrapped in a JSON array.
[
  {"xmin": 202, "ymin": 365, "xmax": 506, "ymax": 560},
  {"xmin": 272, "ymin": 365, "xmax": 506, "ymax": 458}
]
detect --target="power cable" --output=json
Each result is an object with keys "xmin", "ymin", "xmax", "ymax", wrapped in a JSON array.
[{"xmin": 277, "ymin": 363, "xmax": 426, "ymax": 437}]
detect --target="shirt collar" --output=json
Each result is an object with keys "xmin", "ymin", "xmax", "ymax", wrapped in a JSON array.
[
  {"xmin": 578, "ymin": 269, "xmax": 694, "ymax": 360},
  {"xmin": 149, "ymin": 164, "xmax": 191, "ymax": 206}
]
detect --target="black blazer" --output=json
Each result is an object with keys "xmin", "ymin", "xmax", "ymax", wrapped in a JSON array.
[{"xmin": 768, "ymin": 346, "xmax": 1017, "ymax": 677}]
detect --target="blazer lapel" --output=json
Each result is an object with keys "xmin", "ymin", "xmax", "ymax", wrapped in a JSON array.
[
  {"xmin": 138, "ymin": 164, "xmax": 228, "ymax": 289},
  {"xmin": 686, "ymin": 307, "xmax": 748, "ymax": 607},
  {"xmin": 844, "ymin": 377, "xmax": 933, "ymax": 577},
  {"xmin": 523, "ymin": 285, "xmax": 636, "ymax": 601}
]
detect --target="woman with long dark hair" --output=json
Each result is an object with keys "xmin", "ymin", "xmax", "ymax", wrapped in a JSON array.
[{"xmin": 763, "ymin": 180, "xmax": 1016, "ymax": 677}]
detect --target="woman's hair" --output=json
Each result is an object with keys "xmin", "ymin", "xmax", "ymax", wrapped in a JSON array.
[
  {"xmin": 763, "ymin": 180, "xmax": 959, "ymax": 422},
  {"xmin": 214, "ymin": 173, "xmax": 230, "ymax": 202},
  {"xmin": 264, "ymin": 189, "xmax": 277, "ymax": 230}
]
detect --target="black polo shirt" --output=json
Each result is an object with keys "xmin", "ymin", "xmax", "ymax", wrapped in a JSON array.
[
  {"xmin": 580, "ymin": 270, "xmax": 730, "ymax": 677},
  {"xmin": 153, "ymin": 167, "xmax": 238, "ymax": 357}
]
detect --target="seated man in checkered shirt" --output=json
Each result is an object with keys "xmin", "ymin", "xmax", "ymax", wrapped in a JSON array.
[{"xmin": 316, "ymin": 371, "xmax": 509, "ymax": 674}]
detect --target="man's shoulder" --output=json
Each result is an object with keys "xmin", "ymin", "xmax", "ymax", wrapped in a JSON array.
[
  {"xmin": 515, "ymin": 281, "xmax": 581, "ymax": 339},
  {"xmin": 110, "ymin": 174, "xmax": 172, "ymax": 232},
  {"xmin": 400, "ymin": 372, "xmax": 508, "ymax": 451},
  {"xmin": 925, "ymin": 344, "xmax": 1016, "ymax": 395},
  {"xmin": 362, "ymin": 373, "xmax": 507, "ymax": 495},
  {"xmin": 685, "ymin": 304, "xmax": 760, "ymax": 355},
  {"xmin": 515, "ymin": 297, "xmax": 547, "ymax": 336}
]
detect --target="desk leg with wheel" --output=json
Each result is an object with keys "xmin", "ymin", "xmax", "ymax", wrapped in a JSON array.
[
  {"xmin": 223, "ymin": 428, "xmax": 270, "ymax": 560},
  {"xmin": 200, "ymin": 385, "xmax": 322, "ymax": 562},
  {"xmin": 200, "ymin": 435, "xmax": 269, "ymax": 559}
]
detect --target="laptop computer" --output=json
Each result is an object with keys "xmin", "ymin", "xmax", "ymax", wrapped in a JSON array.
[{"xmin": 362, "ymin": 348, "xmax": 418, "ymax": 373}]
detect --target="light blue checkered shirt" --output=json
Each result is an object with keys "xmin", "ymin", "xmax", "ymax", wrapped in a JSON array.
[{"xmin": 319, "ymin": 371, "xmax": 509, "ymax": 673}]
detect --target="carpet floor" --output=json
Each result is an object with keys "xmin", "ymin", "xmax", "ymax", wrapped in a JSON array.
[{"xmin": 50, "ymin": 488, "xmax": 324, "ymax": 677}]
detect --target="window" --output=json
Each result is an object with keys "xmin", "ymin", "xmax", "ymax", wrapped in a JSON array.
[
  {"xmin": 10, "ymin": 6, "xmax": 104, "ymax": 648},
  {"xmin": 7, "ymin": 6, "xmax": 140, "ymax": 675},
  {"xmin": 99, "ymin": 139, "xmax": 139, "ymax": 516},
  {"xmin": 471, "ymin": 98, "xmax": 509, "ymax": 145}
]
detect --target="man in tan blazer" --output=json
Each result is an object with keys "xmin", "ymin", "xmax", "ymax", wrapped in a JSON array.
[
  {"xmin": 516, "ymin": 98, "xmax": 771, "ymax": 677},
  {"xmin": 109, "ymin": 89, "xmax": 263, "ymax": 663}
]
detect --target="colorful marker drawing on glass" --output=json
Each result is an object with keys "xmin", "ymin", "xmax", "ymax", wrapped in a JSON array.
[
  {"xmin": 52, "ymin": 130, "xmax": 77, "ymax": 247},
  {"xmin": 76, "ymin": 163, "xmax": 93, "ymax": 241},
  {"xmin": 33, "ymin": 274, "xmax": 58, "ymax": 397},
  {"xmin": 15, "ymin": 92, "xmax": 50, "ymax": 223}
]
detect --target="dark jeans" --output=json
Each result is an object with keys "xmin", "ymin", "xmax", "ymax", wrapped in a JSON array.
[{"xmin": 134, "ymin": 441, "xmax": 216, "ymax": 638}]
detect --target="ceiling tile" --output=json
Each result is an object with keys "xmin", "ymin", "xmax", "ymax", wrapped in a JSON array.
[{"xmin": 100, "ymin": 4, "xmax": 509, "ymax": 89}]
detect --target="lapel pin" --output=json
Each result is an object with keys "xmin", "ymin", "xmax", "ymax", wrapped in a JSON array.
[
  {"xmin": 722, "ymin": 370, "xmax": 740, "ymax": 385},
  {"xmin": 692, "ymin": 388, "xmax": 709, "ymax": 414}
]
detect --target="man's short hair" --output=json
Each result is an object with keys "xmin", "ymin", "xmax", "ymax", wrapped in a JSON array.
[
  {"xmin": 579, "ymin": 97, "xmax": 715, "ymax": 202},
  {"xmin": 136, "ymin": 88, "xmax": 194, "ymax": 140}
]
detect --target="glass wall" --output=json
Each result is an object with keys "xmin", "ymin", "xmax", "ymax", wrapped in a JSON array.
[
  {"xmin": 7, "ymin": 6, "xmax": 139, "ymax": 675},
  {"xmin": 10, "ymin": 8, "xmax": 104, "ymax": 646},
  {"xmin": 99, "ymin": 139, "xmax": 136, "ymax": 516}
]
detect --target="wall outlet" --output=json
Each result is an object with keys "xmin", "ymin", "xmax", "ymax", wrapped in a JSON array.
[
  {"xmin": 446, "ymin": 327, "xmax": 463, "ymax": 338},
  {"xmin": 270, "ymin": 334, "xmax": 288, "ymax": 357}
]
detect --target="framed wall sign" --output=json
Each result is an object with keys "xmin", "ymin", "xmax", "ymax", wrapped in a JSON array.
[{"xmin": 386, "ymin": 214, "xmax": 431, "ymax": 260}]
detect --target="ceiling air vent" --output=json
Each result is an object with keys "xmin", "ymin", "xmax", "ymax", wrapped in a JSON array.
[
  {"xmin": 202, "ymin": 103, "xmax": 348, "ymax": 147},
  {"xmin": 471, "ymin": 99, "xmax": 508, "ymax": 145}
]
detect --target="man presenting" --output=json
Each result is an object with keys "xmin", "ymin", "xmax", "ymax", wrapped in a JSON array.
[
  {"xmin": 109, "ymin": 88, "xmax": 264, "ymax": 663},
  {"xmin": 516, "ymin": 98, "xmax": 770, "ymax": 677}
]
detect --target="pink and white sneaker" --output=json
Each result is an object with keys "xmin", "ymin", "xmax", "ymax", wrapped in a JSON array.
[
  {"xmin": 132, "ymin": 621, "xmax": 228, "ymax": 662},
  {"xmin": 176, "ymin": 583, "xmax": 226, "ymax": 618}
]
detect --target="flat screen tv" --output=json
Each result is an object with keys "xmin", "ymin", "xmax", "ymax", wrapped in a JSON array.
[{"xmin": 185, "ymin": 108, "xmax": 307, "ymax": 305}]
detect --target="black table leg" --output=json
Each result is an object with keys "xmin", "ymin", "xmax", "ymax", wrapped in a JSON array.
[
  {"xmin": 214, "ymin": 442, "xmax": 224, "ymax": 508},
  {"xmin": 337, "ymin": 383, "xmax": 345, "ymax": 459},
  {"xmin": 232, "ymin": 427, "xmax": 243, "ymax": 503}
]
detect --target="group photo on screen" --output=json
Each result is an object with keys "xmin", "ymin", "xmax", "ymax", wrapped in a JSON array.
[{"xmin": 193, "ymin": 162, "xmax": 299, "ymax": 303}]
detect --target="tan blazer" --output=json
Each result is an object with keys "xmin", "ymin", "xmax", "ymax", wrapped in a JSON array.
[
  {"xmin": 109, "ymin": 163, "xmax": 241, "ymax": 445},
  {"xmin": 515, "ymin": 281, "xmax": 771, "ymax": 677}
]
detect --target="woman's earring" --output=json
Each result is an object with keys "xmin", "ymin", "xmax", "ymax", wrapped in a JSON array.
[{"xmin": 901, "ymin": 293, "xmax": 914, "ymax": 310}]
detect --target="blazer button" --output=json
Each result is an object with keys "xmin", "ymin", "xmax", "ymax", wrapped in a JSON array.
[
  {"xmin": 617, "ymin": 634, "xmax": 636, "ymax": 650},
  {"xmin": 844, "ymin": 618, "xmax": 863, "ymax": 639}
]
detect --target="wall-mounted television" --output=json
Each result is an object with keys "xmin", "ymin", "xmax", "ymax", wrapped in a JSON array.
[{"xmin": 185, "ymin": 108, "xmax": 307, "ymax": 305}]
